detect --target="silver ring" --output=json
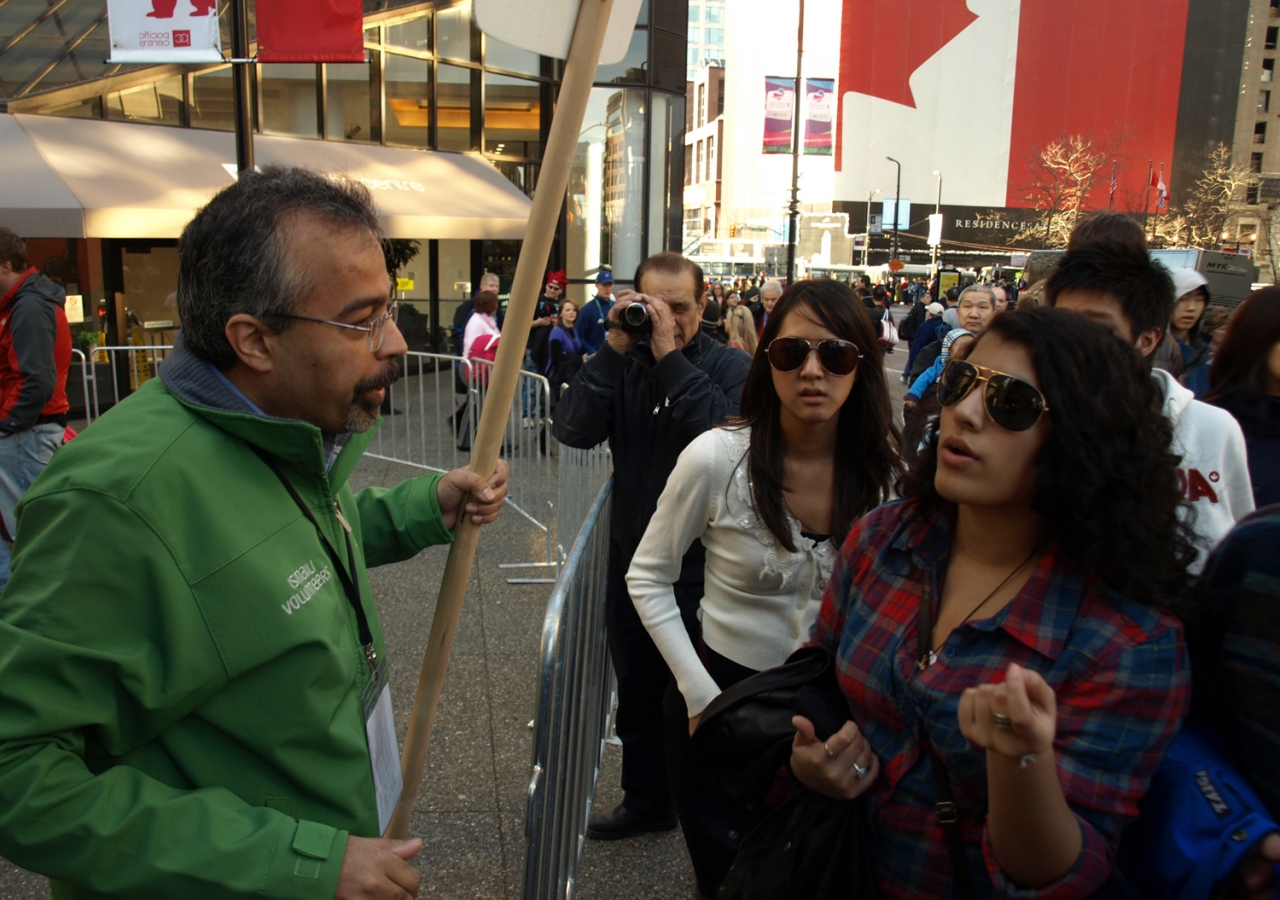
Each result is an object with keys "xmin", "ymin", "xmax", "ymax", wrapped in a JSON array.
[
  {"xmin": 851, "ymin": 761, "xmax": 868, "ymax": 779},
  {"xmin": 992, "ymin": 712, "xmax": 1013, "ymax": 730},
  {"xmin": 822, "ymin": 741, "xmax": 837, "ymax": 758}
]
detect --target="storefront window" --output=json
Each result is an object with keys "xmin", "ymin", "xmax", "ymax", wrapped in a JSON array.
[
  {"xmin": 436, "ymin": 2, "xmax": 474, "ymax": 62},
  {"xmin": 326, "ymin": 62, "xmax": 373, "ymax": 141},
  {"xmin": 567, "ymin": 87, "xmax": 644, "ymax": 300},
  {"xmin": 649, "ymin": 92, "xmax": 686, "ymax": 256},
  {"xmin": 484, "ymin": 72, "xmax": 540, "ymax": 159},
  {"xmin": 121, "ymin": 244, "xmax": 181, "ymax": 350},
  {"xmin": 261, "ymin": 64, "xmax": 319, "ymax": 137},
  {"xmin": 107, "ymin": 76, "xmax": 183, "ymax": 126},
  {"xmin": 191, "ymin": 67, "xmax": 235, "ymax": 131},
  {"xmin": 437, "ymin": 63, "xmax": 474, "ymax": 151},
  {"xmin": 595, "ymin": 29, "xmax": 648, "ymax": 85},
  {"xmin": 485, "ymin": 34, "xmax": 540, "ymax": 77},
  {"xmin": 384, "ymin": 53, "xmax": 431, "ymax": 148},
  {"xmin": 386, "ymin": 16, "xmax": 431, "ymax": 54}
]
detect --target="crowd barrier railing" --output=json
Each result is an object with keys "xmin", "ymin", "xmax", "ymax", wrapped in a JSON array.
[
  {"xmin": 523, "ymin": 477, "xmax": 615, "ymax": 900},
  {"xmin": 76, "ymin": 344, "xmax": 175, "ymax": 425},
  {"xmin": 554, "ymin": 442, "xmax": 612, "ymax": 565}
]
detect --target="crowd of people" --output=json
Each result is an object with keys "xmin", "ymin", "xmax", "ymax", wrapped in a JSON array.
[
  {"xmin": 2, "ymin": 173, "xmax": 1280, "ymax": 900},
  {"xmin": 554, "ymin": 212, "xmax": 1280, "ymax": 899}
]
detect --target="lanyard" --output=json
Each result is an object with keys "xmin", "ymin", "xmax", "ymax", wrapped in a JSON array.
[{"xmin": 247, "ymin": 443, "xmax": 378, "ymax": 675}]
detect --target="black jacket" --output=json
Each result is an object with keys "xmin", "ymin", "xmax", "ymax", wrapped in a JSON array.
[{"xmin": 552, "ymin": 332, "xmax": 751, "ymax": 560}]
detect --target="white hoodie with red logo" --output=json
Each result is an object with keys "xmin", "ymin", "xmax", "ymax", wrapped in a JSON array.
[{"xmin": 1152, "ymin": 368, "xmax": 1255, "ymax": 571}]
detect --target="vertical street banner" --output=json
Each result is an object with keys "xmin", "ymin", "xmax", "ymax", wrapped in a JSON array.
[
  {"xmin": 804, "ymin": 78, "xmax": 835, "ymax": 155},
  {"xmin": 106, "ymin": 0, "xmax": 223, "ymax": 63},
  {"xmin": 763, "ymin": 76, "xmax": 796, "ymax": 154},
  {"xmin": 258, "ymin": 0, "xmax": 365, "ymax": 63}
]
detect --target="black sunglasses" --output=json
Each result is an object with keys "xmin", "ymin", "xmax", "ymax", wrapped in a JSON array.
[
  {"xmin": 766, "ymin": 337, "xmax": 862, "ymax": 377},
  {"xmin": 937, "ymin": 360, "xmax": 1050, "ymax": 432}
]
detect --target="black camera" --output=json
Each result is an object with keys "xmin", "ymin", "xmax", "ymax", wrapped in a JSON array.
[{"xmin": 614, "ymin": 301, "xmax": 652, "ymax": 335}]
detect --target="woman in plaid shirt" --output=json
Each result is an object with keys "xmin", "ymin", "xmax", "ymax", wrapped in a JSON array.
[{"xmin": 790, "ymin": 308, "xmax": 1197, "ymax": 898}]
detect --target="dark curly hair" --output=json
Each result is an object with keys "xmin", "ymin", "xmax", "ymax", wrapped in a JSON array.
[
  {"xmin": 897, "ymin": 306, "xmax": 1198, "ymax": 610},
  {"xmin": 734, "ymin": 279, "xmax": 903, "ymax": 552}
]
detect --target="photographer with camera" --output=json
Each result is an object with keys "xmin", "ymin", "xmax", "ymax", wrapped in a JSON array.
[{"xmin": 553, "ymin": 252, "xmax": 751, "ymax": 841}]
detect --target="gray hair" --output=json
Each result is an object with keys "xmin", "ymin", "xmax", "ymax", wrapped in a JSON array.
[
  {"xmin": 761, "ymin": 280, "xmax": 784, "ymax": 298},
  {"xmin": 178, "ymin": 166, "xmax": 384, "ymax": 369},
  {"xmin": 957, "ymin": 284, "xmax": 996, "ymax": 308},
  {"xmin": 479, "ymin": 272, "xmax": 501, "ymax": 291}
]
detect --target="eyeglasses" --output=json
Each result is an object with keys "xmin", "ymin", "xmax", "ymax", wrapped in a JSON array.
[
  {"xmin": 277, "ymin": 302, "xmax": 399, "ymax": 352},
  {"xmin": 766, "ymin": 336, "xmax": 862, "ymax": 376},
  {"xmin": 937, "ymin": 359, "xmax": 1050, "ymax": 433}
]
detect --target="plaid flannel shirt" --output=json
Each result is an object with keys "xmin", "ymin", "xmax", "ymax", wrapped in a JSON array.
[{"xmin": 810, "ymin": 499, "xmax": 1189, "ymax": 899}]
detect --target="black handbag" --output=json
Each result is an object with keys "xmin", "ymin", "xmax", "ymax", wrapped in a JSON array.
[{"xmin": 679, "ymin": 646, "xmax": 878, "ymax": 900}]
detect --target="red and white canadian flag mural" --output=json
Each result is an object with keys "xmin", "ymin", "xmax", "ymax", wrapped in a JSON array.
[{"xmin": 834, "ymin": 0, "xmax": 1191, "ymax": 213}]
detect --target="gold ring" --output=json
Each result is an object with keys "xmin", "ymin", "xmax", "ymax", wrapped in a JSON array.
[{"xmin": 992, "ymin": 712, "xmax": 1013, "ymax": 730}]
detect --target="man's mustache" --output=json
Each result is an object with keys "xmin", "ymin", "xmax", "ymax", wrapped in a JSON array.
[{"xmin": 353, "ymin": 363, "xmax": 402, "ymax": 398}]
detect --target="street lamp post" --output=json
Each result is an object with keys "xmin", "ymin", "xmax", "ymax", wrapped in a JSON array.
[
  {"xmin": 886, "ymin": 156, "xmax": 902, "ymax": 263},
  {"xmin": 931, "ymin": 169, "xmax": 942, "ymax": 272},
  {"xmin": 864, "ymin": 188, "xmax": 880, "ymax": 266},
  {"xmin": 784, "ymin": 0, "xmax": 806, "ymax": 285}
]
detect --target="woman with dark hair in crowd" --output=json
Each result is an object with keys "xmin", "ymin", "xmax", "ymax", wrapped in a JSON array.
[
  {"xmin": 627, "ymin": 279, "xmax": 902, "ymax": 895},
  {"xmin": 545, "ymin": 298, "xmax": 584, "ymax": 407},
  {"xmin": 791, "ymin": 307, "xmax": 1195, "ymax": 899},
  {"xmin": 1207, "ymin": 286, "xmax": 1280, "ymax": 507}
]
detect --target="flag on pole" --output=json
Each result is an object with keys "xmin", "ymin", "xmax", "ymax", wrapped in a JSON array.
[
  {"xmin": 107, "ymin": 0, "xmax": 223, "ymax": 63},
  {"xmin": 1156, "ymin": 165, "xmax": 1168, "ymax": 212},
  {"xmin": 1149, "ymin": 161, "xmax": 1157, "ymax": 188},
  {"xmin": 257, "ymin": 0, "xmax": 365, "ymax": 62}
]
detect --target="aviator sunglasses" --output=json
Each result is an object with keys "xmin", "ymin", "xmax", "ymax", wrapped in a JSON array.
[
  {"xmin": 766, "ymin": 337, "xmax": 862, "ymax": 376},
  {"xmin": 937, "ymin": 359, "xmax": 1050, "ymax": 432}
]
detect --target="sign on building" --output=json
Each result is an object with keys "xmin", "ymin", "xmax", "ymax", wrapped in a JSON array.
[{"xmin": 106, "ymin": 0, "xmax": 222, "ymax": 63}]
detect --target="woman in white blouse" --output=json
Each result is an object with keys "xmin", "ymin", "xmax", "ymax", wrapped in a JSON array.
[
  {"xmin": 627, "ymin": 279, "xmax": 902, "ymax": 730},
  {"xmin": 627, "ymin": 280, "xmax": 901, "ymax": 896}
]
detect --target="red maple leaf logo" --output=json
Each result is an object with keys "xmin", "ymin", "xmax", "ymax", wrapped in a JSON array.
[{"xmin": 838, "ymin": 0, "xmax": 978, "ymax": 109}]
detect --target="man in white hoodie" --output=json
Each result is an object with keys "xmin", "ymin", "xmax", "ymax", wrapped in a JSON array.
[{"xmin": 1045, "ymin": 244, "xmax": 1253, "ymax": 569}]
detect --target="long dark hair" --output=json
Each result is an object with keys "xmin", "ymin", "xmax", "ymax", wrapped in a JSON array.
[
  {"xmin": 1206, "ymin": 287, "xmax": 1280, "ymax": 402},
  {"xmin": 898, "ymin": 306, "xmax": 1197, "ymax": 610},
  {"xmin": 734, "ymin": 279, "xmax": 902, "ymax": 552}
]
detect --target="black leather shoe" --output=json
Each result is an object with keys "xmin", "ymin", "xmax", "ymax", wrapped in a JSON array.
[{"xmin": 585, "ymin": 801, "xmax": 679, "ymax": 841}]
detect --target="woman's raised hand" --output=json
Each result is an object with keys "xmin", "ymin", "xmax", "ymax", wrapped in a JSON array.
[
  {"xmin": 789, "ymin": 716, "xmax": 880, "ymax": 800},
  {"xmin": 958, "ymin": 662, "xmax": 1057, "ymax": 760}
]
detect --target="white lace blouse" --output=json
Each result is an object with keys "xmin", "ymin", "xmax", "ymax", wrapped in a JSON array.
[{"xmin": 626, "ymin": 426, "xmax": 836, "ymax": 717}]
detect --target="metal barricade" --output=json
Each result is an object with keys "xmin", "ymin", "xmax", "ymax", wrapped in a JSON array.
[
  {"xmin": 365, "ymin": 352, "xmax": 475, "ymax": 478},
  {"xmin": 523, "ymin": 477, "xmax": 615, "ymax": 900},
  {"xmin": 554, "ymin": 442, "xmax": 612, "ymax": 564},
  {"xmin": 77, "ymin": 344, "xmax": 175, "ymax": 425},
  {"xmin": 461, "ymin": 357, "xmax": 558, "ymax": 581}
]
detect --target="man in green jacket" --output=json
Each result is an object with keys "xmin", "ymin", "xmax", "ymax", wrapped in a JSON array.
[{"xmin": 0, "ymin": 168, "xmax": 509, "ymax": 900}]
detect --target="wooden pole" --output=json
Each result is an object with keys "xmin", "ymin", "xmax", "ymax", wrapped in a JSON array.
[{"xmin": 385, "ymin": 0, "xmax": 616, "ymax": 841}]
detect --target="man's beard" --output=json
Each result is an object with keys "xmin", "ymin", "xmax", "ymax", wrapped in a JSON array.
[{"xmin": 343, "ymin": 361, "xmax": 401, "ymax": 433}]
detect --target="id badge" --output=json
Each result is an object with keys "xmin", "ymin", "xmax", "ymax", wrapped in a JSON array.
[{"xmin": 360, "ymin": 658, "xmax": 403, "ymax": 835}]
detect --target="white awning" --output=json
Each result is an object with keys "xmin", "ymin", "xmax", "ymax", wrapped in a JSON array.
[{"xmin": 0, "ymin": 113, "xmax": 533, "ymax": 240}]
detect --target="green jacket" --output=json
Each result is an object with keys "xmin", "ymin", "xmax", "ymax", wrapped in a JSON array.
[{"xmin": 0, "ymin": 345, "xmax": 453, "ymax": 899}]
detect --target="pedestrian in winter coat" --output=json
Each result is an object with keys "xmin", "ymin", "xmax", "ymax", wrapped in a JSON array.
[
  {"xmin": 0, "ymin": 228, "xmax": 71, "ymax": 591},
  {"xmin": 553, "ymin": 252, "xmax": 751, "ymax": 843}
]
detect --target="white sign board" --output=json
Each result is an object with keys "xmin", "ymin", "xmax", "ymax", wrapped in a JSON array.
[
  {"xmin": 927, "ymin": 213, "xmax": 943, "ymax": 247},
  {"xmin": 64, "ymin": 294, "xmax": 84, "ymax": 324},
  {"xmin": 474, "ymin": 0, "xmax": 645, "ymax": 64},
  {"xmin": 107, "ymin": 0, "xmax": 223, "ymax": 63},
  {"xmin": 868, "ymin": 213, "xmax": 883, "ymax": 235}
]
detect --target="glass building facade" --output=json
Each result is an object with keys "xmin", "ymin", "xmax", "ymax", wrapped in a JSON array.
[{"xmin": 0, "ymin": 0, "xmax": 687, "ymax": 350}]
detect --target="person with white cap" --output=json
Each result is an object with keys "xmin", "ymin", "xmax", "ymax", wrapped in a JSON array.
[{"xmin": 1167, "ymin": 267, "xmax": 1213, "ymax": 398}]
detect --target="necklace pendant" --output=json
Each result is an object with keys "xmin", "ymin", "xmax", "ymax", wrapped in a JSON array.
[{"xmin": 916, "ymin": 651, "xmax": 937, "ymax": 672}]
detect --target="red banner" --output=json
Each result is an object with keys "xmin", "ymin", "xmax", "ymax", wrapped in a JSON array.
[{"xmin": 257, "ymin": 0, "xmax": 365, "ymax": 63}]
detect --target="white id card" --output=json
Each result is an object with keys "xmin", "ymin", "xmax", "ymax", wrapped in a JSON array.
[{"xmin": 362, "ymin": 660, "xmax": 403, "ymax": 835}]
